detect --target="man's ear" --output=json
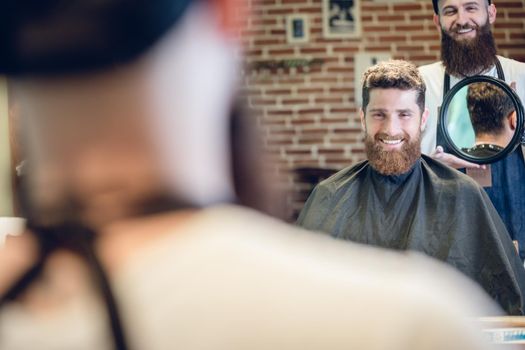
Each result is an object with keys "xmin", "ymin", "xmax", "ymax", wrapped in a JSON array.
[
  {"xmin": 488, "ymin": 3, "xmax": 497, "ymax": 24},
  {"xmin": 433, "ymin": 14, "xmax": 441, "ymax": 32},
  {"xmin": 359, "ymin": 108, "xmax": 366, "ymax": 131},
  {"xmin": 421, "ymin": 108, "xmax": 429, "ymax": 131},
  {"xmin": 509, "ymin": 111, "xmax": 517, "ymax": 130}
]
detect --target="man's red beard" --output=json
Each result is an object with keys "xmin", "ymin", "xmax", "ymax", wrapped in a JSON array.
[
  {"xmin": 365, "ymin": 131, "xmax": 422, "ymax": 176},
  {"xmin": 441, "ymin": 21, "xmax": 497, "ymax": 77}
]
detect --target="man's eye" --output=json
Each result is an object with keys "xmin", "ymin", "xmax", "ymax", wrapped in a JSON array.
[
  {"xmin": 400, "ymin": 113, "xmax": 412, "ymax": 118},
  {"xmin": 372, "ymin": 114, "xmax": 384, "ymax": 119},
  {"xmin": 466, "ymin": 6, "xmax": 478, "ymax": 11},
  {"xmin": 443, "ymin": 9, "xmax": 456, "ymax": 15}
]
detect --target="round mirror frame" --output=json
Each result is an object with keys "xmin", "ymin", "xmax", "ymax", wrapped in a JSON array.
[{"xmin": 439, "ymin": 76, "xmax": 524, "ymax": 164}]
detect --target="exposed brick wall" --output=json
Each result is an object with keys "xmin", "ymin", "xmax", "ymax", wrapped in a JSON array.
[{"xmin": 241, "ymin": 0, "xmax": 525, "ymax": 220}]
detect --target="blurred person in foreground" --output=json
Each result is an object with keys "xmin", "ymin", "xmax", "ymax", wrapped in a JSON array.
[
  {"xmin": 298, "ymin": 60, "xmax": 525, "ymax": 315},
  {"xmin": 0, "ymin": 1, "xmax": 508, "ymax": 349}
]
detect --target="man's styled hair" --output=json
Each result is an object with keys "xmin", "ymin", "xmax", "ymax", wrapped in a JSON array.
[
  {"xmin": 432, "ymin": 0, "xmax": 491, "ymax": 14},
  {"xmin": 361, "ymin": 60, "xmax": 426, "ymax": 113},
  {"xmin": 467, "ymin": 82, "xmax": 515, "ymax": 136}
]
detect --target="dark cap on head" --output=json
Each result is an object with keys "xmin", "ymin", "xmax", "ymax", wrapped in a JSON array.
[
  {"xmin": 432, "ymin": 0, "xmax": 491, "ymax": 14},
  {"xmin": 0, "ymin": 0, "xmax": 195, "ymax": 76}
]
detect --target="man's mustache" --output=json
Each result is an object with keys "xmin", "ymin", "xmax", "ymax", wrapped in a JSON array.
[
  {"xmin": 451, "ymin": 23, "xmax": 478, "ymax": 34},
  {"xmin": 374, "ymin": 133, "xmax": 409, "ymax": 141}
]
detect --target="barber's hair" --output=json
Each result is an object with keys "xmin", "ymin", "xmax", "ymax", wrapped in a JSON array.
[
  {"xmin": 432, "ymin": 0, "xmax": 491, "ymax": 14},
  {"xmin": 361, "ymin": 60, "xmax": 426, "ymax": 114},
  {"xmin": 467, "ymin": 82, "xmax": 515, "ymax": 136}
]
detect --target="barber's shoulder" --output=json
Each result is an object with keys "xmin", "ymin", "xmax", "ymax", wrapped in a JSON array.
[
  {"xmin": 498, "ymin": 55, "xmax": 525, "ymax": 77},
  {"xmin": 418, "ymin": 61, "xmax": 444, "ymax": 76},
  {"xmin": 498, "ymin": 55, "xmax": 525, "ymax": 67}
]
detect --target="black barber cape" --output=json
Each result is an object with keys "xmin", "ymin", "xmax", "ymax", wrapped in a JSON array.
[{"xmin": 297, "ymin": 155, "xmax": 525, "ymax": 315}]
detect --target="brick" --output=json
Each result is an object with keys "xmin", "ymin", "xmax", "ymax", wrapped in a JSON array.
[
  {"xmin": 250, "ymin": 98, "xmax": 276, "ymax": 106},
  {"xmin": 377, "ymin": 15, "xmax": 406, "ymax": 22},
  {"xmin": 494, "ymin": 22, "xmax": 524, "ymax": 29},
  {"xmin": 282, "ymin": 98, "xmax": 309, "ymax": 105},
  {"xmin": 394, "ymin": 3, "xmax": 423, "ymax": 11},
  {"xmin": 270, "ymin": 29, "xmax": 286, "ymax": 35},
  {"xmin": 268, "ymin": 48, "xmax": 295, "ymax": 55},
  {"xmin": 330, "ymin": 107, "xmax": 354, "ymax": 113},
  {"xmin": 333, "ymin": 127, "xmax": 361, "ymax": 134},
  {"xmin": 508, "ymin": 12, "xmax": 525, "ymax": 18},
  {"xmin": 267, "ymin": 109, "xmax": 293, "ymax": 116},
  {"xmin": 310, "ymin": 77, "xmax": 338, "ymax": 84},
  {"xmin": 297, "ymin": 108, "xmax": 324, "ymax": 114},
  {"xmin": 266, "ymin": 88, "xmax": 292, "ymax": 95},
  {"xmin": 397, "ymin": 45, "xmax": 426, "ymax": 52},
  {"xmin": 297, "ymin": 88, "xmax": 324, "ymax": 94},
  {"xmin": 300, "ymin": 127, "xmax": 329, "ymax": 134},
  {"xmin": 363, "ymin": 25, "xmax": 392, "ymax": 32},
  {"xmin": 298, "ymin": 137, "xmax": 324, "ymax": 145},
  {"xmin": 361, "ymin": 5, "xmax": 388, "ymax": 11},
  {"xmin": 411, "ymin": 34, "xmax": 440, "ymax": 41},
  {"xmin": 410, "ymin": 14, "xmax": 431, "ymax": 21},
  {"xmin": 318, "ymin": 148, "xmax": 345, "ymax": 155},
  {"xmin": 329, "ymin": 87, "xmax": 354, "ymax": 94},
  {"xmin": 332, "ymin": 46, "xmax": 360, "ymax": 53},
  {"xmin": 395, "ymin": 24, "xmax": 425, "ymax": 31},
  {"xmin": 327, "ymin": 67, "xmax": 354, "ymax": 73},
  {"xmin": 316, "ymin": 97, "xmax": 342, "ymax": 103},
  {"xmin": 300, "ymin": 47, "xmax": 328, "ymax": 54},
  {"xmin": 286, "ymin": 149, "xmax": 313, "ymax": 155},
  {"xmin": 266, "ymin": 8, "xmax": 294, "ymax": 15},
  {"xmin": 364, "ymin": 45, "xmax": 392, "ymax": 52},
  {"xmin": 291, "ymin": 117, "xmax": 316, "ymax": 125},
  {"xmin": 254, "ymin": 38, "xmax": 283, "ymax": 45},
  {"xmin": 252, "ymin": 18, "xmax": 278, "ymax": 26}
]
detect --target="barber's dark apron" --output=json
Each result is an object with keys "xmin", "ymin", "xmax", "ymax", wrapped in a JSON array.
[{"xmin": 442, "ymin": 60, "xmax": 525, "ymax": 260}]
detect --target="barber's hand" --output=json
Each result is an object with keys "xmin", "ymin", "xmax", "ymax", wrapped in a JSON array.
[{"xmin": 430, "ymin": 146, "xmax": 486, "ymax": 169}]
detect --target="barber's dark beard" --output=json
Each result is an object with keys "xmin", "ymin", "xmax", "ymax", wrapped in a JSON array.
[
  {"xmin": 441, "ymin": 22, "xmax": 497, "ymax": 77},
  {"xmin": 365, "ymin": 132, "xmax": 421, "ymax": 176}
]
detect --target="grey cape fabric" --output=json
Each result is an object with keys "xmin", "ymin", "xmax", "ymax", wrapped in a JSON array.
[{"xmin": 297, "ymin": 155, "xmax": 525, "ymax": 315}]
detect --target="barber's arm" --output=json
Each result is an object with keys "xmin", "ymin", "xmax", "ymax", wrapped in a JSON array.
[{"xmin": 430, "ymin": 146, "xmax": 486, "ymax": 169}]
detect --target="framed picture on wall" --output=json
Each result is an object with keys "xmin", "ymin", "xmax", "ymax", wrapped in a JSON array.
[
  {"xmin": 323, "ymin": 0, "xmax": 361, "ymax": 39},
  {"xmin": 286, "ymin": 14, "xmax": 309, "ymax": 44}
]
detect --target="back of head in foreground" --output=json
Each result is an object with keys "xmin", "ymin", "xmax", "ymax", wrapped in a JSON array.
[{"xmin": 0, "ymin": 1, "xmax": 506, "ymax": 349}]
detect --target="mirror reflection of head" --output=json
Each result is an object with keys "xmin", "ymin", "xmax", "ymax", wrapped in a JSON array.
[
  {"xmin": 360, "ymin": 60, "xmax": 429, "ymax": 176},
  {"xmin": 464, "ymin": 82, "xmax": 516, "ymax": 157},
  {"xmin": 432, "ymin": 0, "xmax": 497, "ymax": 77}
]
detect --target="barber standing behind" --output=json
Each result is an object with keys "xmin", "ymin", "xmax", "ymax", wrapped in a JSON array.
[{"xmin": 419, "ymin": 0, "xmax": 525, "ymax": 260}]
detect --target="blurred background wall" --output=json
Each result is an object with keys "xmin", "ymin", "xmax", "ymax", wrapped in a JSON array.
[{"xmin": 241, "ymin": 0, "xmax": 525, "ymax": 220}]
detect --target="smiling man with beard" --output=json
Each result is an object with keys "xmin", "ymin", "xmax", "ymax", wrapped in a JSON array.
[
  {"xmin": 298, "ymin": 60, "xmax": 525, "ymax": 315},
  {"xmin": 419, "ymin": 0, "xmax": 525, "ymax": 261}
]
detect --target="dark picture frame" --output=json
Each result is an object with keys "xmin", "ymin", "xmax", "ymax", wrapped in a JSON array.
[{"xmin": 323, "ymin": 0, "xmax": 361, "ymax": 39}]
